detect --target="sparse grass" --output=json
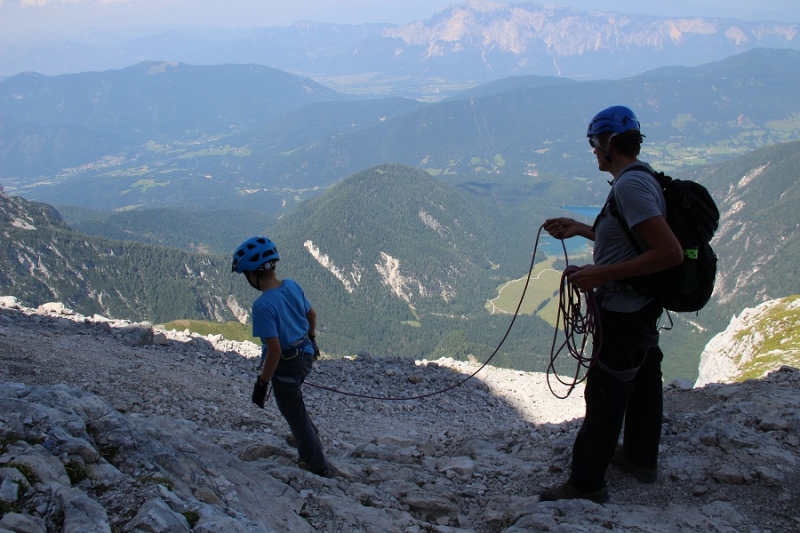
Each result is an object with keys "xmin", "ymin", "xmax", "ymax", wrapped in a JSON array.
[
  {"xmin": 138, "ymin": 476, "xmax": 174, "ymax": 491},
  {"xmin": 0, "ymin": 499, "xmax": 20, "ymax": 515},
  {"xmin": 65, "ymin": 459, "xmax": 91, "ymax": 485},
  {"xmin": 183, "ymin": 510, "xmax": 200, "ymax": 527},
  {"xmin": 733, "ymin": 296, "xmax": 800, "ymax": 381},
  {"xmin": 7, "ymin": 462, "xmax": 40, "ymax": 485},
  {"xmin": 97, "ymin": 443, "xmax": 120, "ymax": 462},
  {"xmin": 0, "ymin": 434, "xmax": 44, "ymax": 453},
  {"xmin": 360, "ymin": 496, "xmax": 375, "ymax": 507},
  {"xmin": 0, "ymin": 433, "xmax": 20, "ymax": 453},
  {"xmin": 738, "ymin": 351, "xmax": 800, "ymax": 381}
]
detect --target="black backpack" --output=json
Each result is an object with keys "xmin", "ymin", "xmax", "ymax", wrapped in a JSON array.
[{"xmin": 604, "ymin": 165, "xmax": 720, "ymax": 313}]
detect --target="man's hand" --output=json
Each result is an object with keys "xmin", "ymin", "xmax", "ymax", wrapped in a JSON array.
[
  {"xmin": 544, "ymin": 217, "xmax": 581, "ymax": 240},
  {"xmin": 567, "ymin": 265, "xmax": 609, "ymax": 292},
  {"xmin": 252, "ymin": 377, "xmax": 269, "ymax": 408}
]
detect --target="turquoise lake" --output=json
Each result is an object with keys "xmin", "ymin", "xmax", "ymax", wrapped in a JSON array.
[{"xmin": 535, "ymin": 205, "xmax": 600, "ymax": 258}]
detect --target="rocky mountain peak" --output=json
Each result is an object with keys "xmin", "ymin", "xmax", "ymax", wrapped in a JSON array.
[{"xmin": 380, "ymin": 1, "xmax": 798, "ymax": 79}]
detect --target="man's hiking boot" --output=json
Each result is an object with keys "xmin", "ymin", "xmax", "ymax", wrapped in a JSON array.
[
  {"xmin": 610, "ymin": 446, "xmax": 657, "ymax": 484},
  {"xmin": 539, "ymin": 482, "xmax": 609, "ymax": 504}
]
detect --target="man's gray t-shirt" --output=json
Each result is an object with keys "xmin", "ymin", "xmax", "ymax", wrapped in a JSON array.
[{"xmin": 593, "ymin": 162, "xmax": 666, "ymax": 312}]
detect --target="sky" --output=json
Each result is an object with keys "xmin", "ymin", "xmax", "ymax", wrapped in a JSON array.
[{"xmin": 1, "ymin": 0, "xmax": 798, "ymax": 41}]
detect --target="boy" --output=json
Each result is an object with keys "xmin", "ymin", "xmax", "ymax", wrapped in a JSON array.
[{"xmin": 232, "ymin": 236, "xmax": 329, "ymax": 477}]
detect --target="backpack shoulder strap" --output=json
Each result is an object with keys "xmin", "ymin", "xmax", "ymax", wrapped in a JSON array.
[{"xmin": 599, "ymin": 164, "xmax": 662, "ymax": 255}]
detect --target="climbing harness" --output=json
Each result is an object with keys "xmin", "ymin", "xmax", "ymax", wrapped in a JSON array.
[{"xmin": 303, "ymin": 224, "xmax": 598, "ymax": 401}]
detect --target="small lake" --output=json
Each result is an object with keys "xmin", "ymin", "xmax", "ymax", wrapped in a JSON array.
[
  {"xmin": 561, "ymin": 205, "xmax": 602, "ymax": 220},
  {"xmin": 536, "ymin": 205, "xmax": 600, "ymax": 258}
]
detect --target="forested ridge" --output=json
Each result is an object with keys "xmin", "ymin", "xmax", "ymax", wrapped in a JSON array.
[{"xmin": 3, "ymin": 138, "xmax": 800, "ymax": 380}]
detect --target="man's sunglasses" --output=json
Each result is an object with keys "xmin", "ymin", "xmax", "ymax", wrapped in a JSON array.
[{"xmin": 588, "ymin": 133, "xmax": 616, "ymax": 149}]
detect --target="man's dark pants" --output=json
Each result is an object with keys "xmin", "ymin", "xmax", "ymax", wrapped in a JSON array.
[{"xmin": 568, "ymin": 298, "xmax": 664, "ymax": 492}]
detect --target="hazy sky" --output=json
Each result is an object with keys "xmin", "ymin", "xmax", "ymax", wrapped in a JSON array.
[{"xmin": 1, "ymin": 0, "xmax": 798, "ymax": 41}]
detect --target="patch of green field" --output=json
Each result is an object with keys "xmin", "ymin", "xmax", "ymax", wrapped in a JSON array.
[
  {"xmin": 123, "ymin": 179, "xmax": 169, "ymax": 194},
  {"xmin": 537, "ymin": 293, "xmax": 563, "ymax": 327},
  {"xmin": 765, "ymin": 113, "xmax": 800, "ymax": 135},
  {"xmin": 486, "ymin": 257, "xmax": 562, "ymax": 320},
  {"xmin": 671, "ymin": 113, "xmax": 697, "ymax": 131},
  {"xmin": 115, "ymin": 204, "xmax": 144, "ymax": 212},
  {"xmin": 177, "ymin": 145, "xmax": 251, "ymax": 159},
  {"xmin": 102, "ymin": 166, "xmax": 151, "ymax": 178},
  {"xmin": 486, "ymin": 253, "xmax": 597, "ymax": 327},
  {"xmin": 159, "ymin": 319, "xmax": 259, "ymax": 344}
]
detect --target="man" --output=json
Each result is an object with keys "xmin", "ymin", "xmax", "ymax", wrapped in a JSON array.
[
  {"xmin": 232, "ymin": 236, "xmax": 330, "ymax": 477},
  {"xmin": 540, "ymin": 106, "xmax": 684, "ymax": 503}
]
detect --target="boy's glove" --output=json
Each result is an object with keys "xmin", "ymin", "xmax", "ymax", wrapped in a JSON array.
[
  {"xmin": 252, "ymin": 377, "xmax": 270, "ymax": 408},
  {"xmin": 312, "ymin": 339, "xmax": 321, "ymax": 359}
]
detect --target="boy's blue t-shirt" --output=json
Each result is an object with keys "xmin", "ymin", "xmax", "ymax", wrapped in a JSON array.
[{"xmin": 252, "ymin": 278, "xmax": 314, "ymax": 354}]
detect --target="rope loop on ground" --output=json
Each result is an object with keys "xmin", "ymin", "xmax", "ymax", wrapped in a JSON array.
[
  {"xmin": 305, "ymin": 225, "xmax": 557, "ymax": 400},
  {"xmin": 304, "ymin": 224, "xmax": 598, "ymax": 401}
]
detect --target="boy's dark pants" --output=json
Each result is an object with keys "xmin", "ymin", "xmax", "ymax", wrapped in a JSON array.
[
  {"xmin": 272, "ymin": 351, "xmax": 327, "ymax": 473},
  {"xmin": 568, "ymin": 299, "xmax": 664, "ymax": 492}
]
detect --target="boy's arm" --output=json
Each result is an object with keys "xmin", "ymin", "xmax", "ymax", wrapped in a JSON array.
[
  {"xmin": 258, "ymin": 337, "xmax": 281, "ymax": 383},
  {"xmin": 306, "ymin": 307, "xmax": 320, "ymax": 358},
  {"xmin": 306, "ymin": 307, "xmax": 317, "ymax": 338}
]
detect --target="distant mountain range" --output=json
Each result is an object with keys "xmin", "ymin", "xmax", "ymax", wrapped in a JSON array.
[
  {"xmin": 1, "ymin": 1, "xmax": 798, "ymax": 97},
  {"xmin": 3, "ymin": 48, "xmax": 800, "ymax": 218}
]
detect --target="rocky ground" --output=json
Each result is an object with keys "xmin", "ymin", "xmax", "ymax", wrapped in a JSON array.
[{"xmin": 0, "ymin": 296, "xmax": 798, "ymax": 532}]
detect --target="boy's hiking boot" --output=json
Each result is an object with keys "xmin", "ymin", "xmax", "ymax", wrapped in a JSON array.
[
  {"xmin": 610, "ymin": 446, "xmax": 657, "ymax": 484},
  {"xmin": 539, "ymin": 482, "xmax": 609, "ymax": 504},
  {"xmin": 298, "ymin": 459, "xmax": 333, "ymax": 478}
]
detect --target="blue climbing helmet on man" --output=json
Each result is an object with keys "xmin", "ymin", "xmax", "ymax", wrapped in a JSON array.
[{"xmin": 586, "ymin": 105, "xmax": 641, "ymax": 137}]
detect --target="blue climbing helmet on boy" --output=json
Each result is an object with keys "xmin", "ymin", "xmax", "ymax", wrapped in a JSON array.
[
  {"xmin": 231, "ymin": 236, "xmax": 280, "ymax": 273},
  {"xmin": 587, "ymin": 105, "xmax": 641, "ymax": 137}
]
